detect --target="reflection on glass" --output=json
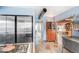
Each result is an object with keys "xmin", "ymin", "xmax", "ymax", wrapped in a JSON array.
[
  {"xmin": 0, "ymin": 16, "xmax": 15, "ymax": 44},
  {"xmin": 0, "ymin": 15, "xmax": 33, "ymax": 44},
  {"xmin": 0, "ymin": 16, "xmax": 6, "ymax": 44},
  {"xmin": 6, "ymin": 16, "xmax": 15, "ymax": 43},
  {"xmin": 17, "ymin": 16, "xmax": 32, "ymax": 43}
]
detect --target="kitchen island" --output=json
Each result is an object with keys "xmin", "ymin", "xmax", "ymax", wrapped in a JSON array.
[{"xmin": 62, "ymin": 36, "xmax": 79, "ymax": 53}]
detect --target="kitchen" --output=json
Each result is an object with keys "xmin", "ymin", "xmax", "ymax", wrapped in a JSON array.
[
  {"xmin": 54, "ymin": 6, "xmax": 79, "ymax": 53},
  {"xmin": 0, "ymin": 6, "xmax": 79, "ymax": 53}
]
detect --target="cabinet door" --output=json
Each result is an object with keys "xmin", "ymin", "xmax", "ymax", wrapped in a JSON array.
[{"xmin": 46, "ymin": 22, "xmax": 56, "ymax": 42}]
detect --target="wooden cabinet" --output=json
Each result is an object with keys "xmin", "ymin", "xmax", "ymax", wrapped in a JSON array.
[
  {"xmin": 65, "ymin": 22, "xmax": 72, "ymax": 37},
  {"xmin": 46, "ymin": 22, "xmax": 56, "ymax": 42}
]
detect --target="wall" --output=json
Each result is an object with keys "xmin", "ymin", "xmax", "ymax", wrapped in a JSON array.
[
  {"xmin": 53, "ymin": 7, "xmax": 79, "ymax": 21},
  {"xmin": 0, "ymin": 7, "xmax": 34, "ymax": 15},
  {"xmin": 35, "ymin": 16, "xmax": 46, "ymax": 48}
]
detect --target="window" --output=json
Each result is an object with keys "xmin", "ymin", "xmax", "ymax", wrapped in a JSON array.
[{"xmin": 0, "ymin": 15, "xmax": 33, "ymax": 44}]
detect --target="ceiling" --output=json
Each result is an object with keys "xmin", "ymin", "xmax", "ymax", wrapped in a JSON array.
[
  {"xmin": 0, "ymin": 6, "xmax": 74, "ymax": 18},
  {"xmin": 34, "ymin": 6, "xmax": 74, "ymax": 17}
]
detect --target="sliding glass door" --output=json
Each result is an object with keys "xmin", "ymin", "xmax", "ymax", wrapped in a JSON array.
[
  {"xmin": 6, "ymin": 16, "xmax": 15, "ymax": 43},
  {"xmin": 0, "ymin": 16, "xmax": 6, "ymax": 44},
  {"xmin": 17, "ymin": 16, "xmax": 33, "ymax": 43},
  {"xmin": 0, "ymin": 16, "xmax": 15, "ymax": 44},
  {"xmin": 0, "ymin": 15, "xmax": 33, "ymax": 44}
]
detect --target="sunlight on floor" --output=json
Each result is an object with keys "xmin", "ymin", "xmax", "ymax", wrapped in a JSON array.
[{"xmin": 38, "ymin": 42, "xmax": 62, "ymax": 53}]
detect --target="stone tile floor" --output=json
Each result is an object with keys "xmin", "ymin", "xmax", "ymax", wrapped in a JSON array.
[{"xmin": 36, "ymin": 42, "xmax": 70, "ymax": 53}]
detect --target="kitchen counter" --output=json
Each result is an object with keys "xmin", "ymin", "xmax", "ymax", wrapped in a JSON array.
[
  {"xmin": 62, "ymin": 36, "xmax": 79, "ymax": 53},
  {"xmin": 0, "ymin": 43, "xmax": 33, "ymax": 53}
]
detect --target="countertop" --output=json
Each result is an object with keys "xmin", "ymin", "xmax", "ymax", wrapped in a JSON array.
[
  {"xmin": 62, "ymin": 36, "xmax": 79, "ymax": 43},
  {"xmin": 62, "ymin": 36, "xmax": 79, "ymax": 53}
]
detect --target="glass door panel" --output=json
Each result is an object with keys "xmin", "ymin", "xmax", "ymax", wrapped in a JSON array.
[
  {"xmin": 17, "ymin": 16, "xmax": 32, "ymax": 43},
  {"xmin": 0, "ymin": 16, "xmax": 6, "ymax": 44},
  {"xmin": 0, "ymin": 16, "xmax": 15, "ymax": 44},
  {"xmin": 0, "ymin": 15, "xmax": 33, "ymax": 44},
  {"xmin": 6, "ymin": 16, "xmax": 15, "ymax": 43}
]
